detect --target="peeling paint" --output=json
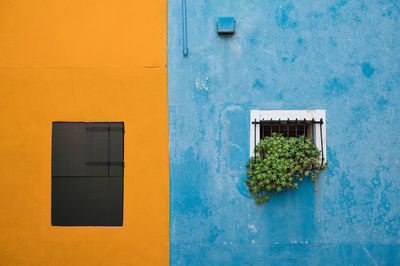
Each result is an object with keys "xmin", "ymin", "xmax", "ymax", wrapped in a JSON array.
[
  {"xmin": 248, "ymin": 224, "xmax": 258, "ymax": 233},
  {"xmin": 195, "ymin": 77, "xmax": 209, "ymax": 91}
]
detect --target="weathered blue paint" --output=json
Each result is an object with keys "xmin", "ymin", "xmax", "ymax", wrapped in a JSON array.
[{"xmin": 168, "ymin": 0, "xmax": 400, "ymax": 264}]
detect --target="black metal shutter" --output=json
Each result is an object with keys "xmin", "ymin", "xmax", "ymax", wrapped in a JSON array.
[{"xmin": 51, "ymin": 122, "xmax": 124, "ymax": 226}]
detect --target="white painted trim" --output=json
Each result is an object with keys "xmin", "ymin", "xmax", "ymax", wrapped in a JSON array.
[{"xmin": 250, "ymin": 110, "xmax": 327, "ymax": 162}]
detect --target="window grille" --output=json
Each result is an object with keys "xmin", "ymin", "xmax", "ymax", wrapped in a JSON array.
[{"xmin": 251, "ymin": 118, "xmax": 325, "ymax": 166}]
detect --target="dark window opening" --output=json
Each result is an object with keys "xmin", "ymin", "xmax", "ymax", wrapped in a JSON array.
[
  {"xmin": 51, "ymin": 122, "xmax": 124, "ymax": 226},
  {"xmin": 260, "ymin": 123, "xmax": 312, "ymax": 139},
  {"xmin": 252, "ymin": 118, "xmax": 325, "ymax": 166}
]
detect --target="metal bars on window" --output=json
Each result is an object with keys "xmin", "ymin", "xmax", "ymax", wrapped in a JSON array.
[{"xmin": 252, "ymin": 118, "xmax": 324, "ymax": 166}]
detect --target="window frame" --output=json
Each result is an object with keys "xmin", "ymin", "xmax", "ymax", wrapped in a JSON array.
[{"xmin": 250, "ymin": 110, "xmax": 327, "ymax": 162}]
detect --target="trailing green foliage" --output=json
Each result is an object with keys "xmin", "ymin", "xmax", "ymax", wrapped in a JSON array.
[{"xmin": 245, "ymin": 133, "xmax": 327, "ymax": 203}]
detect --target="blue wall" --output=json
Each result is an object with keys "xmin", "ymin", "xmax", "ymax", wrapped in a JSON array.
[{"xmin": 168, "ymin": 0, "xmax": 400, "ymax": 264}]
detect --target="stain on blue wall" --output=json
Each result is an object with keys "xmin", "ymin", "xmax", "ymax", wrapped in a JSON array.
[
  {"xmin": 362, "ymin": 62, "xmax": 375, "ymax": 78},
  {"xmin": 168, "ymin": 0, "xmax": 400, "ymax": 264}
]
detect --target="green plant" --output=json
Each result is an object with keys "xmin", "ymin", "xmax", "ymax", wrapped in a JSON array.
[{"xmin": 245, "ymin": 133, "xmax": 327, "ymax": 203}]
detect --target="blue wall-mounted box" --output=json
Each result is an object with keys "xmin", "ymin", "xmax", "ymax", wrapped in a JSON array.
[{"xmin": 217, "ymin": 17, "xmax": 235, "ymax": 34}]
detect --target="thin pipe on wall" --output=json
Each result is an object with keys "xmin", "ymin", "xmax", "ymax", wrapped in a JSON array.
[{"xmin": 182, "ymin": 0, "xmax": 188, "ymax": 56}]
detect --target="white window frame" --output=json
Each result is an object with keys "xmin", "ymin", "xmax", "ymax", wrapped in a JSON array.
[{"xmin": 250, "ymin": 110, "xmax": 327, "ymax": 162}]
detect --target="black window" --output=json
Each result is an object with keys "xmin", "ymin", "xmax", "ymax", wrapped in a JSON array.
[
  {"xmin": 51, "ymin": 122, "xmax": 124, "ymax": 226},
  {"xmin": 260, "ymin": 120, "xmax": 312, "ymax": 139}
]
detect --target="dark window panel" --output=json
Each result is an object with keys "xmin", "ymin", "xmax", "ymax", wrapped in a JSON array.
[
  {"xmin": 52, "ymin": 122, "xmax": 109, "ymax": 177},
  {"xmin": 51, "ymin": 177, "xmax": 123, "ymax": 226},
  {"xmin": 260, "ymin": 123, "xmax": 312, "ymax": 139},
  {"xmin": 51, "ymin": 122, "xmax": 124, "ymax": 226}
]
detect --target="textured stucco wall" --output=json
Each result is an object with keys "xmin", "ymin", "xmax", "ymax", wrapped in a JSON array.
[
  {"xmin": 0, "ymin": 1, "xmax": 169, "ymax": 265},
  {"xmin": 168, "ymin": 0, "xmax": 400, "ymax": 264}
]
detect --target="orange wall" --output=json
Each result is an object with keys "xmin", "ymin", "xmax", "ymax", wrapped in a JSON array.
[{"xmin": 0, "ymin": 1, "xmax": 168, "ymax": 265}]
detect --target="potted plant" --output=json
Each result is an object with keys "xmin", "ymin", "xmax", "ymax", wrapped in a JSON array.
[{"xmin": 245, "ymin": 133, "xmax": 327, "ymax": 203}]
